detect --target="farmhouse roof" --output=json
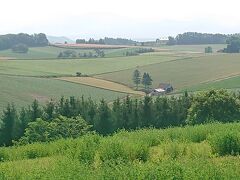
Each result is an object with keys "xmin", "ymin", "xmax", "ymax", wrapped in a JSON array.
[
  {"xmin": 154, "ymin": 88, "xmax": 166, "ymax": 93},
  {"xmin": 158, "ymin": 83, "xmax": 172, "ymax": 89}
]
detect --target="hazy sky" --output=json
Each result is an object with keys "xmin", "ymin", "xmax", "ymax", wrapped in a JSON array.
[{"xmin": 1, "ymin": 0, "xmax": 240, "ymax": 40}]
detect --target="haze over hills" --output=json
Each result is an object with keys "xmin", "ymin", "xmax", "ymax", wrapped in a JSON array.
[
  {"xmin": 47, "ymin": 35, "xmax": 74, "ymax": 44},
  {"xmin": 1, "ymin": 0, "xmax": 240, "ymax": 39}
]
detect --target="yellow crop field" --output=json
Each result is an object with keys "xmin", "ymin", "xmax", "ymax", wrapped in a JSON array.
[{"xmin": 57, "ymin": 77, "xmax": 145, "ymax": 96}]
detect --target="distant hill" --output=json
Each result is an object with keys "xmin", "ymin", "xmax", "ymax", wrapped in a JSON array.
[{"xmin": 47, "ymin": 35, "xmax": 74, "ymax": 44}]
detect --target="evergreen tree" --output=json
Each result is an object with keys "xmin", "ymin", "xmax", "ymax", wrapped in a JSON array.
[
  {"xmin": 142, "ymin": 73, "xmax": 153, "ymax": 91},
  {"xmin": 130, "ymin": 99, "xmax": 140, "ymax": 129},
  {"xmin": 30, "ymin": 100, "xmax": 42, "ymax": 121},
  {"xmin": 69, "ymin": 96, "xmax": 78, "ymax": 117},
  {"xmin": 141, "ymin": 96, "xmax": 153, "ymax": 127},
  {"xmin": 154, "ymin": 97, "xmax": 171, "ymax": 128},
  {"xmin": 112, "ymin": 98, "xmax": 123, "ymax": 130},
  {"xmin": 18, "ymin": 107, "xmax": 31, "ymax": 137},
  {"xmin": 132, "ymin": 69, "xmax": 141, "ymax": 90},
  {"xmin": 63, "ymin": 99, "xmax": 71, "ymax": 117},
  {"xmin": 42, "ymin": 100, "xmax": 56, "ymax": 121},
  {"xmin": 94, "ymin": 100, "xmax": 112, "ymax": 135},
  {"xmin": 58, "ymin": 96, "xmax": 65, "ymax": 115},
  {"xmin": 0, "ymin": 104, "xmax": 18, "ymax": 146},
  {"xmin": 122, "ymin": 96, "xmax": 133, "ymax": 129}
]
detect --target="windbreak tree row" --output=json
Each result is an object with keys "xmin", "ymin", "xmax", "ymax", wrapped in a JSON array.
[{"xmin": 0, "ymin": 89, "xmax": 240, "ymax": 146}]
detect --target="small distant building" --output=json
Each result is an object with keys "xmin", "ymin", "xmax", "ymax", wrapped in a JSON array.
[
  {"xmin": 156, "ymin": 37, "xmax": 169, "ymax": 45},
  {"xmin": 149, "ymin": 83, "xmax": 173, "ymax": 96}
]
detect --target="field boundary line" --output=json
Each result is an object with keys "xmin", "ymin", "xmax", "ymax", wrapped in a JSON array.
[
  {"xmin": 178, "ymin": 73, "xmax": 240, "ymax": 92},
  {"xmin": 55, "ymin": 77, "xmax": 145, "ymax": 96},
  {"xmin": 93, "ymin": 55, "xmax": 204, "ymax": 76}
]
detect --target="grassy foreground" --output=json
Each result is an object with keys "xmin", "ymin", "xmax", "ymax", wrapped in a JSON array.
[{"xmin": 1, "ymin": 122, "xmax": 240, "ymax": 179}]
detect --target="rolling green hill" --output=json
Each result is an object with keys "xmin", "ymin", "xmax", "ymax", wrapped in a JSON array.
[
  {"xmin": 0, "ymin": 75, "xmax": 126, "ymax": 110},
  {"xmin": 181, "ymin": 75, "xmax": 240, "ymax": 92},
  {"xmin": 1, "ymin": 44, "xmax": 239, "ymax": 110},
  {"xmin": 97, "ymin": 54, "xmax": 240, "ymax": 90},
  {"xmin": 0, "ymin": 46, "xmax": 141, "ymax": 59},
  {"xmin": 0, "ymin": 55, "xmax": 177, "ymax": 76}
]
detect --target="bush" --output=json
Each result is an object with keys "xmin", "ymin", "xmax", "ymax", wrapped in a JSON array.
[
  {"xmin": 58, "ymin": 50, "xmax": 77, "ymax": 58},
  {"xmin": 205, "ymin": 46, "xmax": 213, "ymax": 53},
  {"xmin": 162, "ymin": 141, "xmax": 187, "ymax": 159},
  {"xmin": 187, "ymin": 90, "xmax": 240, "ymax": 125},
  {"xmin": 209, "ymin": 132, "xmax": 240, "ymax": 156},
  {"xmin": 99, "ymin": 140, "xmax": 127, "ymax": 162},
  {"xmin": 0, "ymin": 148, "xmax": 9, "ymax": 162},
  {"xmin": 67, "ymin": 134, "xmax": 101, "ymax": 164},
  {"xmin": 18, "ymin": 116, "xmax": 92, "ymax": 144},
  {"xmin": 76, "ymin": 72, "xmax": 82, "ymax": 77},
  {"xmin": 99, "ymin": 138, "xmax": 149, "ymax": 163},
  {"xmin": 23, "ymin": 144, "xmax": 51, "ymax": 159}
]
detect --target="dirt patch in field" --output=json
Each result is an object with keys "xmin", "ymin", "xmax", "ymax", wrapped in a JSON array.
[
  {"xmin": 29, "ymin": 93, "xmax": 50, "ymax": 102},
  {"xmin": 0, "ymin": 57, "xmax": 16, "ymax": 60},
  {"xmin": 56, "ymin": 77, "xmax": 145, "ymax": 96}
]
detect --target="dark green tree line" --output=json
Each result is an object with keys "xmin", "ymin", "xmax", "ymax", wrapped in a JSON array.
[
  {"xmin": 0, "ymin": 33, "xmax": 48, "ymax": 50},
  {"xmin": 0, "ymin": 90, "xmax": 240, "ymax": 146}
]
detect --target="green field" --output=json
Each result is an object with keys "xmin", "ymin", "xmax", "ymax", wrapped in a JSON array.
[
  {"xmin": 0, "ymin": 46, "xmax": 140, "ymax": 59},
  {"xmin": 160, "ymin": 44, "xmax": 227, "ymax": 53},
  {"xmin": 1, "ymin": 122, "xmax": 240, "ymax": 179},
  {"xmin": 97, "ymin": 54, "xmax": 240, "ymax": 90},
  {"xmin": 0, "ymin": 55, "xmax": 178, "ymax": 76},
  {"xmin": 0, "ymin": 75, "xmax": 126, "ymax": 110},
  {"xmin": 0, "ymin": 53, "xmax": 180, "ymax": 110},
  {"xmin": 182, "ymin": 75, "xmax": 240, "ymax": 92},
  {"xmin": 0, "ymin": 44, "xmax": 239, "ymax": 110}
]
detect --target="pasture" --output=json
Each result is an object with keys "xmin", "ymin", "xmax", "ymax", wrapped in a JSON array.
[
  {"xmin": 182, "ymin": 75, "xmax": 240, "ymax": 92},
  {"xmin": 0, "ymin": 75, "xmax": 126, "ymax": 110},
  {"xmin": 0, "ymin": 44, "xmax": 239, "ymax": 110},
  {"xmin": 159, "ymin": 44, "xmax": 226, "ymax": 53},
  {"xmin": 0, "ymin": 46, "xmax": 140, "ymax": 59},
  {"xmin": 96, "ymin": 54, "xmax": 240, "ymax": 90},
  {"xmin": 0, "ymin": 52, "xmax": 180, "ymax": 110},
  {"xmin": 0, "ymin": 55, "xmax": 178, "ymax": 76},
  {"xmin": 52, "ymin": 43, "xmax": 131, "ymax": 49},
  {"xmin": 0, "ymin": 46, "xmax": 90, "ymax": 59},
  {"xmin": 1, "ymin": 122, "xmax": 240, "ymax": 179}
]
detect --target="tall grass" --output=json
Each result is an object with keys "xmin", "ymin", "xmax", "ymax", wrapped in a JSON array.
[{"xmin": 1, "ymin": 122, "xmax": 240, "ymax": 179}]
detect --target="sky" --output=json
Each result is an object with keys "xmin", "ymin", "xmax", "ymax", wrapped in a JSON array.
[{"xmin": 1, "ymin": 0, "xmax": 240, "ymax": 40}]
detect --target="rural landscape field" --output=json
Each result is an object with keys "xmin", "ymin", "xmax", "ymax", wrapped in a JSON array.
[
  {"xmin": 1, "ymin": 0, "xmax": 240, "ymax": 179},
  {"xmin": 0, "ymin": 43, "xmax": 239, "ymax": 109}
]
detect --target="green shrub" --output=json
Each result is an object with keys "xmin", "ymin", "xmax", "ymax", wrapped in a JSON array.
[
  {"xmin": 144, "ymin": 161, "xmax": 184, "ymax": 180},
  {"xmin": 70, "ymin": 134, "xmax": 101, "ymax": 164},
  {"xmin": 162, "ymin": 141, "xmax": 187, "ymax": 159},
  {"xmin": 99, "ymin": 140, "xmax": 128, "ymax": 162},
  {"xmin": 187, "ymin": 127, "xmax": 209, "ymax": 143},
  {"xmin": 23, "ymin": 144, "xmax": 51, "ymax": 159},
  {"xmin": 0, "ymin": 172, "xmax": 5, "ymax": 179},
  {"xmin": 0, "ymin": 148, "xmax": 9, "ymax": 162},
  {"xmin": 209, "ymin": 132, "xmax": 240, "ymax": 156},
  {"xmin": 99, "ymin": 137, "xmax": 149, "ymax": 163},
  {"xmin": 185, "ymin": 142, "xmax": 212, "ymax": 159}
]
